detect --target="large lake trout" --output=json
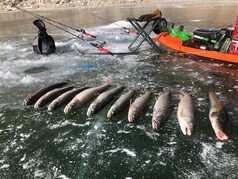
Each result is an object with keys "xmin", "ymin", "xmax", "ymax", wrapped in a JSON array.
[
  {"xmin": 47, "ymin": 86, "xmax": 90, "ymax": 112},
  {"xmin": 86, "ymin": 85, "xmax": 125, "ymax": 117},
  {"xmin": 177, "ymin": 90, "xmax": 195, "ymax": 136},
  {"xmin": 107, "ymin": 89, "xmax": 135, "ymax": 118},
  {"xmin": 128, "ymin": 92, "xmax": 152, "ymax": 122},
  {"xmin": 34, "ymin": 86, "xmax": 74, "ymax": 109},
  {"xmin": 152, "ymin": 90, "xmax": 170, "ymax": 129},
  {"xmin": 22, "ymin": 82, "xmax": 69, "ymax": 106},
  {"xmin": 208, "ymin": 91, "xmax": 230, "ymax": 141},
  {"xmin": 64, "ymin": 83, "xmax": 110, "ymax": 114}
]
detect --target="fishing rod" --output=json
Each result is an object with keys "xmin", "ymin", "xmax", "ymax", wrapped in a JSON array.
[
  {"xmin": 13, "ymin": 5, "xmax": 138, "ymax": 56},
  {"xmin": 34, "ymin": 18, "xmax": 118, "ymax": 55},
  {"xmin": 81, "ymin": 10, "xmax": 138, "ymax": 35},
  {"xmin": 13, "ymin": 5, "xmax": 97, "ymax": 39}
]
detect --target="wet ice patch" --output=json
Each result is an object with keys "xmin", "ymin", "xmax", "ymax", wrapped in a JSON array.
[
  {"xmin": 215, "ymin": 141, "xmax": 224, "ymax": 149},
  {"xmin": 100, "ymin": 20, "xmax": 133, "ymax": 29},
  {"xmin": 20, "ymin": 75, "xmax": 42, "ymax": 84},
  {"xmin": 102, "ymin": 148, "xmax": 136, "ymax": 157},
  {"xmin": 0, "ymin": 164, "xmax": 10, "ymax": 169},
  {"xmin": 122, "ymin": 148, "xmax": 136, "ymax": 157},
  {"xmin": 58, "ymin": 175, "xmax": 71, "ymax": 179}
]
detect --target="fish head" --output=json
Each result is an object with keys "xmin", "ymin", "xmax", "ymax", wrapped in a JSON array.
[
  {"xmin": 22, "ymin": 93, "xmax": 33, "ymax": 106},
  {"xmin": 48, "ymin": 101, "xmax": 58, "ymax": 112},
  {"xmin": 152, "ymin": 116, "xmax": 162, "ymax": 129},
  {"xmin": 107, "ymin": 108, "xmax": 116, "ymax": 118},
  {"xmin": 34, "ymin": 100, "xmax": 42, "ymax": 109},
  {"xmin": 181, "ymin": 116, "xmax": 194, "ymax": 136},
  {"xmin": 216, "ymin": 130, "xmax": 228, "ymax": 141},
  {"xmin": 87, "ymin": 103, "xmax": 97, "ymax": 117},
  {"xmin": 64, "ymin": 102, "xmax": 76, "ymax": 114},
  {"xmin": 128, "ymin": 112, "xmax": 136, "ymax": 122}
]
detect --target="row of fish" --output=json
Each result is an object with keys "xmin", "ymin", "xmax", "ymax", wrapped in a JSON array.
[{"xmin": 22, "ymin": 82, "xmax": 231, "ymax": 141}]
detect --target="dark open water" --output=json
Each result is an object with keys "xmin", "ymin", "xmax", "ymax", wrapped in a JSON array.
[{"xmin": 0, "ymin": 1, "xmax": 238, "ymax": 178}]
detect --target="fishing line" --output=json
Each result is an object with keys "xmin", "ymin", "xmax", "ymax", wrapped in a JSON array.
[
  {"xmin": 39, "ymin": 19, "xmax": 115, "ymax": 55},
  {"xmin": 13, "ymin": 5, "xmax": 97, "ymax": 38},
  {"xmin": 81, "ymin": 10, "xmax": 138, "ymax": 35},
  {"xmin": 13, "ymin": 5, "xmax": 138, "ymax": 55}
]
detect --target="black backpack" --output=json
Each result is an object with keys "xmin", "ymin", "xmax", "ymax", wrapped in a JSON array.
[{"xmin": 32, "ymin": 19, "xmax": 56, "ymax": 54}]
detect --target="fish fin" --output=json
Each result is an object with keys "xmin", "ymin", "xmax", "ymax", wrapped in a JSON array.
[
  {"xmin": 190, "ymin": 89, "xmax": 197, "ymax": 96},
  {"xmin": 154, "ymin": 96, "xmax": 158, "ymax": 101},
  {"xmin": 130, "ymin": 98, "xmax": 132, "ymax": 106},
  {"xmin": 180, "ymin": 88, "xmax": 194, "ymax": 96},
  {"xmin": 180, "ymin": 88, "xmax": 187, "ymax": 94},
  {"xmin": 163, "ymin": 87, "xmax": 170, "ymax": 93}
]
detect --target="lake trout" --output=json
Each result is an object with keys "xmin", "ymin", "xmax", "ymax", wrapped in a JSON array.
[
  {"xmin": 64, "ymin": 83, "xmax": 110, "ymax": 114},
  {"xmin": 152, "ymin": 90, "xmax": 170, "ymax": 129},
  {"xmin": 177, "ymin": 90, "xmax": 195, "ymax": 136},
  {"xmin": 34, "ymin": 86, "xmax": 74, "ymax": 109},
  {"xmin": 22, "ymin": 82, "xmax": 69, "ymax": 106},
  {"xmin": 208, "ymin": 91, "xmax": 230, "ymax": 141},
  {"xmin": 86, "ymin": 85, "xmax": 125, "ymax": 117},
  {"xmin": 107, "ymin": 89, "xmax": 135, "ymax": 118},
  {"xmin": 128, "ymin": 92, "xmax": 152, "ymax": 122},
  {"xmin": 47, "ymin": 86, "xmax": 90, "ymax": 112}
]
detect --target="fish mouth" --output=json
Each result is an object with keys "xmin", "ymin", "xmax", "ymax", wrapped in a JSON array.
[
  {"xmin": 22, "ymin": 99, "xmax": 29, "ymax": 106},
  {"xmin": 128, "ymin": 114, "xmax": 135, "ymax": 122},
  {"xmin": 64, "ymin": 105, "xmax": 71, "ymax": 114},
  {"xmin": 152, "ymin": 118, "xmax": 161, "ymax": 129},
  {"xmin": 34, "ymin": 102, "xmax": 41, "ymax": 109},
  {"xmin": 48, "ymin": 106, "xmax": 53, "ymax": 112},
  {"xmin": 48, "ymin": 102, "xmax": 57, "ymax": 112},
  {"xmin": 87, "ymin": 105, "xmax": 96, "ymax": 117},
  {"xmin": 107, "ymin": 111, "xmax": 113, "ymax": 118},
  {"xmin": 181, "ymin": 126, "xmax": 192, "ymax": 136},
  {"xmin": 216, "ymin": 130, "xmax": 228, "ymax": 141},
  {"xmin": 87, "ymin": 108, "xmax": 93, "ymax": 117}
]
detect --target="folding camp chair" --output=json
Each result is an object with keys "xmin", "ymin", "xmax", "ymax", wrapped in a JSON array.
[{"xmin": 127, "ymin": 10, "xmax": 167, "ymax": 52}]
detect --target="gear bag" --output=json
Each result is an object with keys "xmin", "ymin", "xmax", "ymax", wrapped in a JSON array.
[{"xmin": 32, "ymin": 19, "xmax": 56, "ymax": 54}]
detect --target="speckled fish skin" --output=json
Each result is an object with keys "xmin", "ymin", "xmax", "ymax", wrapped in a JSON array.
[
  {"xmin": 107, "ymin": 90, "xmax": 135, "ymax": 118},
  {"xmin": 208, "ymin": 91, "xmax": 230, "ymax": 141},
  {"xmin": 64, "ymin": 83, "xmax": 110, "ymax": 114},
  {"xmin": 86, "ymin": 85, "xmax": 125, "ymax": 117},
  {"xmin": 47, "ymin": 86, "xmax": 90, "ymax": 112},
  {"xmin": 128, "ymin": 92, "xmax": 152, "ymax": 122},
  {"xmin": 22, "ymin": 82, "xmax": 69, "ymax": 106},
  {"xmin": 152, "ymin": 91, "xmax": 170, "ymax": 129},
  {"xmin": 34, "ymin": 86, "xmax": 74, "ymax": 109},
  {"xmin": 177, "ymin": 90, "xmax": 195, "ymax": 136}
]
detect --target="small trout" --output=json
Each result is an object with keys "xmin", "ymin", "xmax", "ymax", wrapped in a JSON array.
[
  {"xmin": 152, "ymin": 90, "xmax": 170, "ymax": 129},
  {"xmin": 47, "ymin": 86, "xmax": 90, "ymax": 112},
  {"xmin": 22, "ymin": 82, "xmax": 69, "ymax": 106},
  {"xmin": 208, "ymin": 91, "xmax": 230, "ymax": 141},
  {"xmin": 177, "ymin": 90, "xmax": 195, "ymax": 136},
  {"xmin": 34, "ymin": 86, "xmax": 74, "ymax": 109},
  {"xmin": 107, "ymin": 90, "xmax": 135, "ymax": 118},
  {"xmin": 64, "ymin": 83, "xmax": 110, "ymax": 114},
  {"xmin": 128, "ymin": 92, "xmax": 152, "ymax": 122},
  {"xmin": 87, "ymin": 85, "xmax": 125, "ymax": 117}
]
